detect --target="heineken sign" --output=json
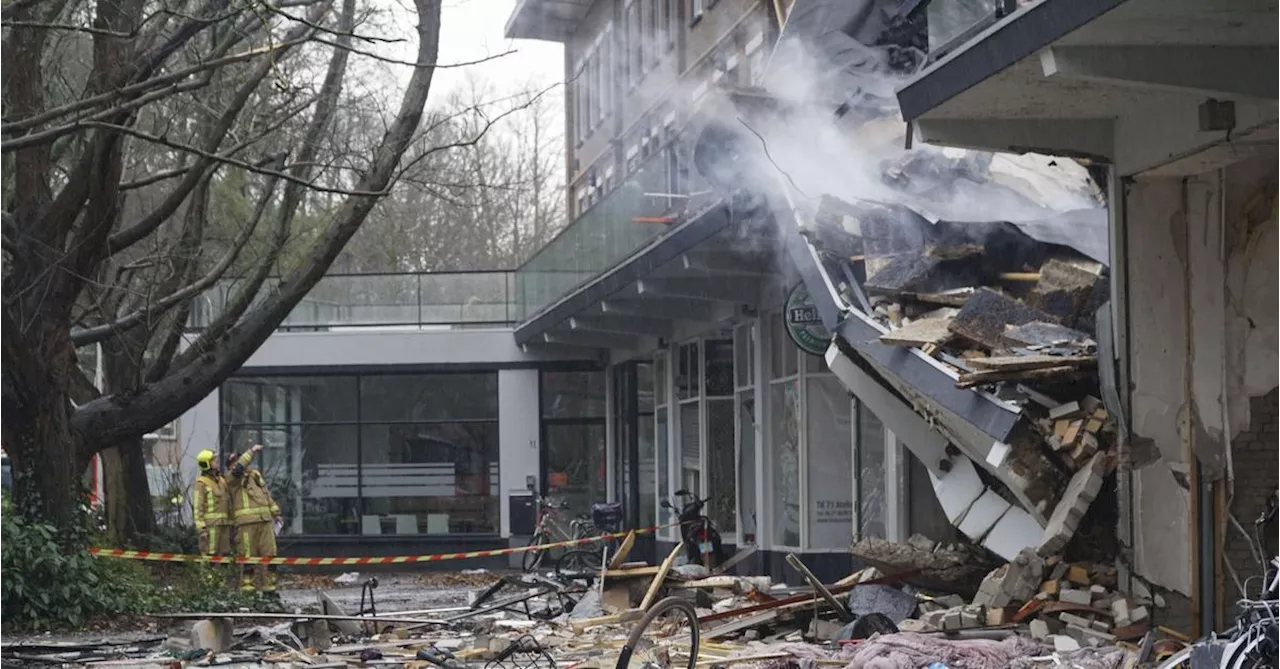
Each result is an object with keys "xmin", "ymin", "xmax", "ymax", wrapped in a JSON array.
[{"xmin": 784, "ymin": 283, "xmax": 830, "ymax": 357}]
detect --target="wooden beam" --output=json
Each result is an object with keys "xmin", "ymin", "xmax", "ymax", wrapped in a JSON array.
[
  {"xmin": 640, "ymin": 542, "xmax": 684, "ymax": 611},
  {"xmin": 608, "ymin": 530, "xmax": 637, "ymax": 569}
]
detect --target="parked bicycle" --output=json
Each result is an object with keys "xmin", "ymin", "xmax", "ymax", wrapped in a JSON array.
[
  {"xmin": 1157, "ymin": 489, "xmax": 1278, "ymax": 669},
  {"xmin": 522, "ymin": 495, "xmax": 621, "ymax": 572}
]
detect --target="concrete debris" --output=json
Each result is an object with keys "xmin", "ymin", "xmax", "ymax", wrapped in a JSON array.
[
  {"xmin": 12, "ymin": 547, "xmax": 1190, "ymax": 669},
  {"xmin": 850, "ymin": 535, "xmax": 996, "ymax": 595}
]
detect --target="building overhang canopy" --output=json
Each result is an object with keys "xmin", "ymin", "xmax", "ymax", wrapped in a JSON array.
[
  {"xmin": 897, "ymin": 0, "xmax": 1278, "ymax": 176},
  {"xmin": 504, "ymin": 0, "xmax": 591, "ymax": 42},
  {"xmin": 514, "ymin": 202, "xmax": 782, "ymax": 358}
]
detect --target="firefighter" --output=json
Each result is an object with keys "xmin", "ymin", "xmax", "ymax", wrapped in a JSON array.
[
  {"xmin": 228, "ymin": 443, "xmax": 281, "ymax": 595},
  {"xmin": 192, "ymin": 450, "xmax": 232, "ymax": 557}
]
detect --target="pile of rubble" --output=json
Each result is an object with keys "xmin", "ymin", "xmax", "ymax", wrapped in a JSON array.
[{"xmin": 2, "ymin": 534, "xmax": 1196, "ymax": 668}]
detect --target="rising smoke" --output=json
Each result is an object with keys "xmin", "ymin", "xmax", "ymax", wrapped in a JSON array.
[{"xmin": 685, "ymin": 0, "xmax": 1104, "ymax": 233}]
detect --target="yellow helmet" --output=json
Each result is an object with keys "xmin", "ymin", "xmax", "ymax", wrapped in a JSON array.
[{"xmin": 196, "ymin": 449, "xmax": 216, "ymax": 470}]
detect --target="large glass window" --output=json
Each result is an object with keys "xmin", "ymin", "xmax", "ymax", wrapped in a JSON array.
[
  {"xmin": 856, "ymin": 403, "xmax": 887, "ymax": 540},
  {"xmin": 541, "ymin": 370, "xmax": 607, "ymax": 519},
  {"xmin": 220, "ymin": 372, "xmax": 498, "ymax": 536},
  {"xmin": 770, "ymin": 379, "xmax": 801, "ymax": 547}
]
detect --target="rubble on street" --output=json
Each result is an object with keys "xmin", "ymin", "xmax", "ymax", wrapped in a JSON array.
[{"xmin": 1, "ymin": 539, "xmax": 1192, "ymax": 669}]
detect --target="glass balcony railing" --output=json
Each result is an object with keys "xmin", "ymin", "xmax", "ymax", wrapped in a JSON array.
[
  {"xmin": 515, "ymin": 145, "xmax": 713, "ymax": 321},
  {"xmin": 189, "ymin": 271, "xmax": 517, "ymax": 331},
  {"xmin": 925, "ymin": 0, "xmax": 1017, "ymax": 59}
]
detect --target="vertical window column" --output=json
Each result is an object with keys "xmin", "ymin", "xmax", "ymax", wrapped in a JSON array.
[{"xmin": 654, "ymin": 352, "xmax": 673, "ymax": 538}]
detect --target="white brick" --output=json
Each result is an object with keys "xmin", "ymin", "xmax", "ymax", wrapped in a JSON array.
[
  {"xmin": 1029, "ymin": 619, "xmax": 1050, "ymax": 640},
  {"xmin": 1059, "ymin": 588, "xmax": 1092, "ymax": 605},
  {"xmin": 1053, "ymin": 635, "xmax": 1081, "ymax": 652}
]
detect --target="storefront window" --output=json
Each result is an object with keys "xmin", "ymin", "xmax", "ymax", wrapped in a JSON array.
[
  {"xmin": 361, "ymin": 422, "xmax": 498, "ymax": 534},
  {"xmin": 676, "ymin": 342, "xmax": 700, "ymax": 400},
  {"xmin": 770, "ymin": 379, "xmax": 801, "ymax": 547},
  {"xmin": 805, "ymin": 375, "xmax": 853, "ymax": 550},
  {"xmin": 542, "ymin": 371, "xmax": 606, "ymax": 418},
  {"xmin": 542, "ymin": 370, "xmax": 607, "ymax": 518},
  {"xmin": 220, "ymin": 372, "xmax": 498, "ymax": 536},
  {"xmin": 706, "ymin": 399, "xmax": 736, "ymax": 535},
  {"xmin": 678, "ymin": 402, "xmax": 701, "ymax": 494},
  {"xmin": 856, "ymin": 402, "xmax": 887, "ymax": 540},
  {"xmin": 544, "ymin": 422, "xmax": 606, "ymax": 516}
]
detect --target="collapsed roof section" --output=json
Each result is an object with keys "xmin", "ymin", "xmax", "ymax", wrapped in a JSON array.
[{"xmin": 686, "ymin": 0, "xmax": 1115, "ymax": 561}]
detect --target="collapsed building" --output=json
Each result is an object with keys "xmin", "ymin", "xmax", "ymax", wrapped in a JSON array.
[{"xmin": 678, "ymin": 0, "xmax": 1124, "ymax": 569}]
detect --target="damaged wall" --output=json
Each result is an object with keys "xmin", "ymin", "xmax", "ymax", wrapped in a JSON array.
[
  {"xmin": 1126, "ymin": 176, "xmax": 1193, "ymax": 596},
  {"xmin": 1223, "ymin": 389, "xmax": 1280, "ymax": 609},
  {"xmin": 1123, "ymin": 152, "xmax": 1279, "ymax": 600}
]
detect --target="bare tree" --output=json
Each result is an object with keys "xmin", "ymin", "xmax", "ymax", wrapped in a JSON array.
[
  {"xmin": 340, "ymin": 75, "xmax": 566, "ymax": 273},
  {"xmin": 0, "ymin": 0, "xmax": 458, "ymax": 532}
]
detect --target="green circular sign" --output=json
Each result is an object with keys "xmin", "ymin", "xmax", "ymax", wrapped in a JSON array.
[{"xmin": 784, "ymin": 283, "xmax": 831, "ymax": 357}]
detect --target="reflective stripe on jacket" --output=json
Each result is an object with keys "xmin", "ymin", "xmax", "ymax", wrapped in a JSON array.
[
  {"xmin": 231, "ymin": 468, "xmax": 279, "ymax": 525},
  {"xmin": 193, "ymin": 474, "xmax": 230, "ymax": 529}
]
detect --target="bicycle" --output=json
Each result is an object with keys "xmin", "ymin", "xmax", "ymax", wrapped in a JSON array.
[
  {"xmin": 1156, "ymin": 489, "xmax": 1278, "ymax": 669},
  {"xmin": 521, "ymin": 494, "xmax": 601, "ymax": 572}
]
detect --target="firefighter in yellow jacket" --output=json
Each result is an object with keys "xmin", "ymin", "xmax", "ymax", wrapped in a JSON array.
[
  {"xmin": 228, "ymin": 443, "xmax": 281, "ymax": 594},
  {"xmin": 192, "ymin": 450, "xmax": 232, "ymax": 556}
]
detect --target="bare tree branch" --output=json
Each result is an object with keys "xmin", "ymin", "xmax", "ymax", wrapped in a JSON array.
[
  {"xmin": 171, "ymin": 0, "xmax": 358, "ymax": 368},
  {"xmin": 72, "ymin": 0, "xmax": 443, "ymax": 444},
  {"xmin": 2, "ymin": 38, "xmax": 306, "ymax": 136},
  {"xmin": 71, "ymin": 156, "xmax": 287, "ymax": 346},
  {"xmin": 105, "ymin": 0, "xmax": 333, "ymax": 253},
  {"xmin": 89, "ymin": 120, "xmax": 392, "ymax": 195}
]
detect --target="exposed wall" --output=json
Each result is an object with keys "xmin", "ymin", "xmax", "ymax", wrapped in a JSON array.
[
  {"xmin": 1124, "ymin": 153, "xmax": 1278, "ymax": 601},
  {"xmin": 1223, "ymin": 390, "xmax": 1280, "ymax": 608}
]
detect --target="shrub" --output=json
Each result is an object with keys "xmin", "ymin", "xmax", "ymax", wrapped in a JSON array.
[{"xmin": 1, "ymin": 494, "xmax": 265, "ymax": 631}]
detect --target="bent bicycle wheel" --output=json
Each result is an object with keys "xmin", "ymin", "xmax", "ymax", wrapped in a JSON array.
[
  {"xmin": 555, "ymin": 549, "xmax": 604, "ymax": 582},
  {"xmin": 616, "ymin": 596, "xmax": 699, "ymax": 669},
  {"xmin": 521, "ymin": 532, "xmax": 548, "ymax": 572}
]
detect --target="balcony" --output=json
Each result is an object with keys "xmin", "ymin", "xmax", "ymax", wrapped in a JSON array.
[
  {"xmin": 515, "ymin": 144, "xmax": 713, "ymax": 322},
  {"xmin": 190, "ymin": 271, "xmax": 517, "ymax": 331}
]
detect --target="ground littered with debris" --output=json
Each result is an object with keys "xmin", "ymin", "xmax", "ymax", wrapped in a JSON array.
[{"xmin": 0, "ymin": 539, "xmax": 1194, "ymax": 669}]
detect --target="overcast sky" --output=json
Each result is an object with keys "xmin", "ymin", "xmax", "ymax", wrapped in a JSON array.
[{"xmin": 430, "ymin": 0, "xmax": 564, "ymax": 100}]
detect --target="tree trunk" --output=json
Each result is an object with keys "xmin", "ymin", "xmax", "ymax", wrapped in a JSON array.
[
  {"xmin": 101, "ymin": 438, "xmax": 156, "ymax": 546},
  {"xmin": 100, "ymin": 337, "xmax": 157, "ymax": 544},
  {"xmin": 0, "ymin": 365, "xmax": 83, "ymax": 534}
]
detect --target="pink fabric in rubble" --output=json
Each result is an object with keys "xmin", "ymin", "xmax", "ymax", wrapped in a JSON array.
[{"xmin": 840, "ymin": 632, "xmax": 1046, "ymax": 669}]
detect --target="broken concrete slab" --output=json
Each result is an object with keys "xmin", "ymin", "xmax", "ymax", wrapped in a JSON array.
[
  {"xmin": 850, "ymin": 537, "xmax": 994, "ymax": 596},
  {"xmin": 982, "ymin": 505, "xmax": 1045, "ymax": 562},
  {"xmin": 1027, "ymin": 259, "xmax": 1107, "ymax": 331}
]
